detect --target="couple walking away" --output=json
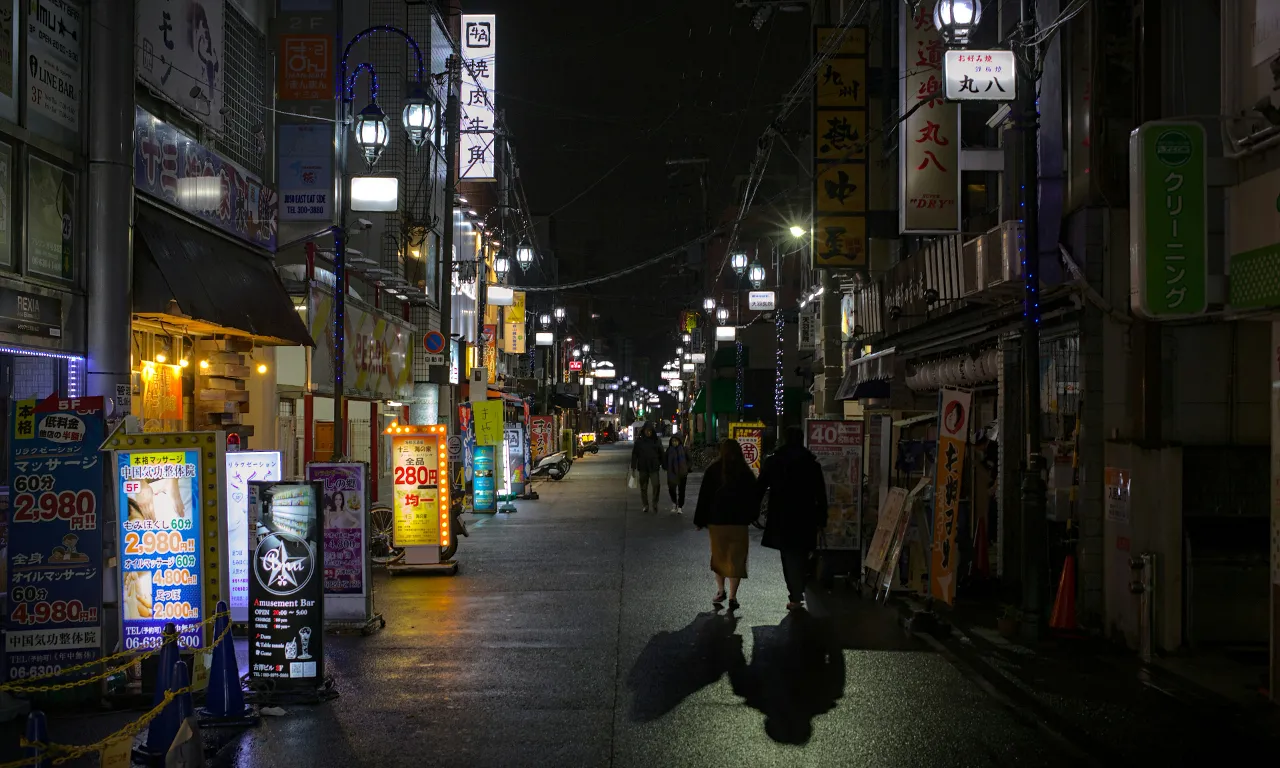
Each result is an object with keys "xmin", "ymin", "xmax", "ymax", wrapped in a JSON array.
[
  {"xmin": 694, "ymin": 427, "xmax": 827, "ymax": 612},
  {"xmin": 630, "ymin": 423, "xmax": 691, "ymax": 515}
]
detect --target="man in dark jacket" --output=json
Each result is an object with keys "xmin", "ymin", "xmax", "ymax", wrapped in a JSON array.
[
  {"xmin": 630, "ymin": 422, "xmax": 665, "ymax": 513},
  {"xmin": 757, "ymin": 426, "xmax": 828, "ymax": 610}
]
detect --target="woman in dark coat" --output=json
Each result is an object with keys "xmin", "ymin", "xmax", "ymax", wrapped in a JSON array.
[
  {"xmin": 757, "ymin": 426, "xmax": 829, "ymax": 610},
  {"xmin": 693, "ymin": 439, "xmax": 760, "ymax": 611}
]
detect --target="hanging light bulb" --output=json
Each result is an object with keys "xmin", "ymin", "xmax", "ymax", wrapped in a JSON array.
[
  {"xmin": 516, "ymin": 241, "xmax": 535, "ymax": 271},
  {"xmin": 748, "ymin": 260, "xmax": 767, "ymax": 289}
]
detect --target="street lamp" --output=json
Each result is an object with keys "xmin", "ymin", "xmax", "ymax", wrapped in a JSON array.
[
  {"xmin": 933, "ymin": 0, "xmax": 983, "ymax": 46},
  {"xmin": 573, "ymin": 347, "xmax": 582, "ymax": 358},
  {"xmin": 748, "ymin": 261, "xmax": 767, "ymax": 289},
  {"xmin": 516, "ymin": 241, "xmax": 535, "ymax": 272},
  {"xmin": 716, "ymin": 306, "xmax": 729, "ymax": 324},
  {"xmin": 401, "ymin": 86, "xmax": 434, "ymax": 149},
  {"xmin": 582, "ymin": 344, "xmax": 591, "ymax": 353},
  {"xmin": 493, "ymin": 250, "xmax": 510, "ymax": 281},
  {"xmin": 554, "ymin": 306, "xmax": 566, "ymax": 322},
  {"xmin": 676, "ymin": 347, "xmax": 683, "ymax": 355},
  {"xmin": 353, "ymin": 103, "xmax": 391, "ymax": 166},
  {"xmin": 789, "ymin": 225, "xmax": 807, "ymax": 238},
  {"xmin": 681, "ymin": 333, "xmax": 691, "ymax": 343},
  {"xmin": 702, "ymin": 297, "xmax": 716, "ymax": 312},
  {"xmin": 730, "ymin": 251, "xmax": 748, "ymax": 276},
  {"xmin": 539, "ymin": 313, "xmax": 551, "ymax": 327}
]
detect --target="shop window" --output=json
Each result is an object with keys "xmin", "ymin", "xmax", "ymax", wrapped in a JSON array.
[{"xmin": 213, "ymin": 2, "xmax": 267, "ymax": 176}]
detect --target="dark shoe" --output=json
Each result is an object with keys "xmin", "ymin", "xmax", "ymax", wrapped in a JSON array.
[
  {"xmin": 712, "ymin": 591, "xmax": 726, "ymax": 605},
  {"xmin": 727, "ymin": 599, "xmax": 740, "ymax": 611}
]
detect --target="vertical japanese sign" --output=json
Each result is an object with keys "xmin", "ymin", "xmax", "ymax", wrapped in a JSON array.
[
  {"xmin": 6, "ymin": 395, "xmax": 104, "ymax": 681},
  {"xmin": 482, "ymin": 323, "xmax": 498, "ymax": 384},
  {"xmin": 25, "ymin": 155, "xmax": 73, "ymax": 281},
  {"xmin": 390, "ymin": 432, "xmax": 447, "ymax": 547},
  {"xmin": 728, "ymin": 422, "xmax": 765, "ymax": 475},
  {"xmin": 930, "ymin": 387, "xmax": 972, "ymax": 605},
  {"xmin": 530, "ymin": 415, "xmax": 554, "ymax": 462},
  {"xmin": 225, "ymin": 451, "xmax": 282, "ymax": 622},
  {"xmin": 27, "ymin": 0, "xmax": 81, "ymax": 134},
  {"xmin": 140, "ymin": 362, "xmax": 183, "ymax": 427},
  {"xmin": 248, "ymin": 481, "xmax": 324, "ymax": 684},
  {"xmin": 460, "ymin": 14, "xmax": 496, "ymax": 181},
  {"xmin": 900, "ymin": 0, "xmax": 960, "ymax": 233},
  {"xmin": 136, "ymin": 0, "xmax": 224, "ymax": 131},
  {"xmin": 806, "ymin": 419, "xmax": 864, "ymax": 550},
  {"xmin": 117, "ymin": 448, "xmax": 204, "ymax": 649},
  {"xmin": 472, "ymin": 445, "xmax": 495, "ymax": 512},
  {"xmin": 306, "ymin": 463, "xmax": 367, "ymax": 597},
  {"xmin": 1130, "ymin": 122, "xmax": 1207, "ymax": 317},
  {"xmin": 813, "ymin": 25, "xmax": 868, "ymax": 269},
  {"xmin": 505, "ymin": 424, "xmax": 527, "ymax": 490}
]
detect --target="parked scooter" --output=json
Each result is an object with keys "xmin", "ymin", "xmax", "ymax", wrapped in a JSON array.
[{"xmin": 531, "ymin": 450, "xmax": 572, "ymax": 481}]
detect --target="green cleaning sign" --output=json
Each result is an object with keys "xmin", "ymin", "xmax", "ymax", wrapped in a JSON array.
[{"xmin": 1130, "ymin": 122, "xmax": 1207, "ymax": 317}]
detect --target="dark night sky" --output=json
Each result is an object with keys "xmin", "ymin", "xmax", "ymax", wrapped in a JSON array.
[{"xmin": 472, "ymin": 1, "xmax": 811, "ymax": 353}]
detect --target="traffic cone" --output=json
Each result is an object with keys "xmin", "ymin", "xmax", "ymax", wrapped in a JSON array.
[
  {"xmin": 151, "ymin": 623, "xmax": 180, "ymax": 705},
  {"xmin": 24, "ymin": 710, "xmax": 49, "ymax": 768},
  {"xmin": 137, "ymin": 635, "xmax": 184, "ymax": 765},
  {"xmin": 1049, "ymin": 554, "xmax": 1077, "ymax": 631},
  {"xmin": 199, "ymin": 601, "xmax": 257, "ymax": 725}
]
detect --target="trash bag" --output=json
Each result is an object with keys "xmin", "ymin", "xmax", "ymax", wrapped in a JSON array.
[{"xmin": 627, "ymin": 470, "xmax": 638, "ymax": 490}]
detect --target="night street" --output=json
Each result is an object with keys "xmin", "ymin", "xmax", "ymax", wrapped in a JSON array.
[{"xmin": 212, "ymin": 445, "xmax": 1064, "ymax": 767}]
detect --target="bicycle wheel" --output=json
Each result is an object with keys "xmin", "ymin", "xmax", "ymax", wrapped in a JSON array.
[{"xmin": 369, "ymin": 504, "xmax": 404, "ymax": 564}]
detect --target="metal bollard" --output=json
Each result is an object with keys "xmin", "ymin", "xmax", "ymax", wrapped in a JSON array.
[{"xmin": 1129, "ymin": 552, "xmax": 1155, "ymax": 664}]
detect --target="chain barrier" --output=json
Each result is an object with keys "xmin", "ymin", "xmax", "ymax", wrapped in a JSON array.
[
  {"xmin": 0, "ymin": 611, "xmax": 231, "ymax": 694},
  {"xmin": 1, "ymin": 615, "xmax": 235, "ymax": 766}
]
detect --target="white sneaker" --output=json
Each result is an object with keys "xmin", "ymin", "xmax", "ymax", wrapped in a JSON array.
[
  {"xmin": 671, "ymin": 504, "xmax": 679, "ymax": 515},
  {"xmin": 676, "ymin": 506, "xmax": 684, "ymax": 515}
]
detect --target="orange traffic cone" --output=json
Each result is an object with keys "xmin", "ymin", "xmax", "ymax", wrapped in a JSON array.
[{"xmin": 1049, "ymin": 554, "xmax": 1077, "ymax": 631}]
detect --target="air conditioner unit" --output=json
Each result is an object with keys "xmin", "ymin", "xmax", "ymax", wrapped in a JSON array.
[{"xmin": 974, "ymin": 221, "xmax": 1025, "ymax": 299}]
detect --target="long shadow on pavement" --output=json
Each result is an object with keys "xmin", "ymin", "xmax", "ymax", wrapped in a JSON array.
[
  {"xmin": 626, "ymin": 611, "xmax": 746, "ymax": 722},
  {"xmin": 729, "ymin": 611, "xmax": 846, "ymax": 745}
]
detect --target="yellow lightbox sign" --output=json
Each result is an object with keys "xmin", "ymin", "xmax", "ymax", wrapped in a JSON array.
[{"xmin": 387, "ymin": 425, "xmax": 450, "ymax": 548}]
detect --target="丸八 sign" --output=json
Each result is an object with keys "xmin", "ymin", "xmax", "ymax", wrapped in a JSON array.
[
  {"xmin": 943, "ymin": 50, "xmax": 1016, "ymax": 101},
  {"xmin": 6, "ymin": 396, "xmax": 105, "ymax": 681},
  {"xmin": 248, "ymin": 481, "xmax": 324, "ymax": 684},
  {"xmin": 900, "ymin": 1, "xmax": 961, "ymax": 233},
  {"xmin": 1130, "ymin": 122, "xmax": 1207, "ymax": 317}
]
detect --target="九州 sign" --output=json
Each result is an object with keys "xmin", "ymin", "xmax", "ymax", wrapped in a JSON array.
[
  {"xmin": 1130, "ymin": 122, "xmax": 1207, "ymax": 318},
  {"xmin": 6, "ymin": 396, "xmax": 105, "ymax": 682}
]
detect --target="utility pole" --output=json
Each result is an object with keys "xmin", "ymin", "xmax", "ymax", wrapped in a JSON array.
[
  {"xmin": 665, "ymin": 156, "xmax": 713, "ymax": 441},
  {"xmin": 1017, "ymin": 0, "xmax": 1048, "ymax": 641},
  {"xmin": 438, "ymin": 56, "xmax": 460, "ymax": 423}
]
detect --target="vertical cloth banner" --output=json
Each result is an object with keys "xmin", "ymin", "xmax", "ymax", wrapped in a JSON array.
[
  {"xmin": 6, "ymin": 396, "xmax": 105, "ymax": 681},
  {"xmin": 472, "ymin": 400, "xmax": 504, "ymax": 446},
  {"xmin": 806, "ymin": 420, "xmax": 865, "ymax": 550},
  {"xmin": 530, "ymin": 415, "xmax": 554, "ymax": 462},
  {"xmin": 482, "ymin": 324, "xmax": 498, "ymax": 385},
  {"xmin": 813, "ymin": 25, "xmax": 869, "ymax": 269},
  {"xmin": 728, "ymin": 422, "xmax": 766, "ymax": 474},
  {"xmin": 930, "ymin": 387, "xmax": 973, "ymax": 604},
  {"xmin": 900, "ymin": 0, "xmax": 961, "ymax": 233}
]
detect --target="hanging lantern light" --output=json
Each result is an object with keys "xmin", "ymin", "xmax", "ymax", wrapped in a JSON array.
[
  {"xmin": 748, "ymin": 261, "xmax": 767, "ymax": 289},
  {"xmin": 353, "ymin": 103, "xmax": 391, "ymax": 166},
  {"xmin": 730, "ymin": 251, "xmax": 748, "ymax": 276},
  {"xmin": 702, "ymin": 297, "xmax": 716, "ymax": 312},
  {"xmin": 493, "ymin": 250, "xmax": 510, "ymax": 281},
  {"xmin": 933, "ymin": 0, "xmax": 983, "ymax": 47},
  {"xmin": 539, "ymin": 313, "xmax": 552, "ymax": 327},
  {"xmin": 554, "ymin": 306, "xmax": 566, "ymax": 321},
  {"xmin": 401, "ymin": 87, "xmax": 434, "ymax": 149},
  {"xmin": 516, "ymin": 241, "xmax": 535, "ymax": 271},
  {"xmin": 716, "ymin": 306, "xmax": 729, "ymax": 324}
]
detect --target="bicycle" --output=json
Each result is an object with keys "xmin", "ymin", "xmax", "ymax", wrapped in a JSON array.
[{"xmin": 369, "ymin": 495, "xmax": 468, "ymax": 565}]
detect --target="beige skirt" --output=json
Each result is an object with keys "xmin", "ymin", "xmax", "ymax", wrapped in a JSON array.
[{"xmin": 708, "ymin": 525, "xmax": 749, "ymax": 578}]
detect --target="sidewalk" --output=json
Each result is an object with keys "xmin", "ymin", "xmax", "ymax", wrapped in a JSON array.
[{"xmin": 895, "ymin": 593, "xmax": 1280, "ymax": 765}]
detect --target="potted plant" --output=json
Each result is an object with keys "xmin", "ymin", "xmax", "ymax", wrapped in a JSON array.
[{"xmin": 997, "ymin": 605, "xmax": 1020, "ymax": 639}]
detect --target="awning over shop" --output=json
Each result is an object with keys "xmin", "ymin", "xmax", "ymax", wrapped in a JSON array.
[
  {"xmin": 851, "ymin": 379, "xmax": 891, "ymax": 400},
  {"xmin": 893, "ymin": 412, "xmax": 937, "ymax": 428},
  {"xmin": 133, "ymin": 207, "xmax": 314, "ymax": 346},
  {"xmin": 838, "ymin": 347, "xmax": 898, "ymax": 400}
]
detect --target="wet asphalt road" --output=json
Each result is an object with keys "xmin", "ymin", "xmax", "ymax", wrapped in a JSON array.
[{"xmin": 208, "ymin": 442, "xmax": 1065, "ymax": 768}]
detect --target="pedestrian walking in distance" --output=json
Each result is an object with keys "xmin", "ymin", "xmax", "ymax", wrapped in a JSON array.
[
  {"xmin": 631, "ymin": 422, "xmax": 664, "ymax": 513},
  {"xmin": 756, "ymin": 426, "xmax": 828, "ymax": 611},
  {"xmin": 664, "ymin": 434, "xmax": 691, "ymax": 515},
  {"xmin": 693, "ymin": 439, "xmax": 760, "ymax": 611}
]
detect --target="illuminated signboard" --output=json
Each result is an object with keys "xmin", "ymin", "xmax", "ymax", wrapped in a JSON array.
[
  {"xmin": 388, "ymin": 425, "xmax": 450, "ymax": 548},
  {"xmin": 117, "ymin": 449, "xmax": 205, "ymax": 649},
  {"xmin": 248, "ymin": 480, "xmax": 324, "ymax": 684},
  {"xmin": 460, "ymin": 14, "xmax": 497, "ymax": 180},
  {"xmin": 226, "ymin": 451, "xmax": 282, "ymax": 623}
]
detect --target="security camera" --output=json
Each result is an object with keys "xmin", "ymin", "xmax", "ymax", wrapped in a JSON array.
[{"xmin": 356, "ymin": 218, "xmax": 374, "ymax": 231}]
